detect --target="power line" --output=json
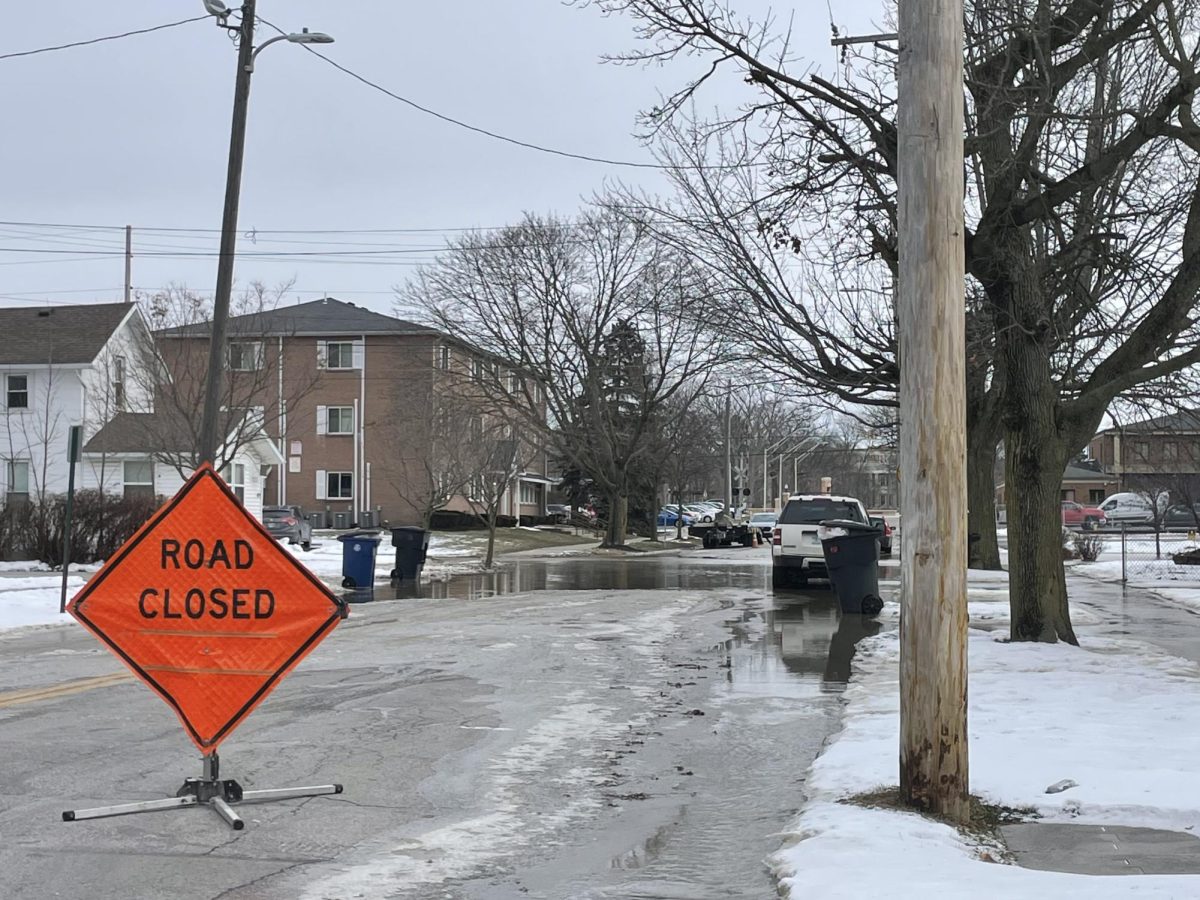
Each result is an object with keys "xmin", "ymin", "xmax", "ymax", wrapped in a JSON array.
[
  {"xmin": 0, "ymin": 16, "xmax": 208, "ymax": 62},
  {"xmin": 256, "ymin": 17, "xmax": 747, "ymax": 174}
]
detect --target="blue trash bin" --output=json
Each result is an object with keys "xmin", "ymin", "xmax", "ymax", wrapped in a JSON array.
[{"xmin": 337, "ymin": 531, "xmax": 381, "ymax": 589}]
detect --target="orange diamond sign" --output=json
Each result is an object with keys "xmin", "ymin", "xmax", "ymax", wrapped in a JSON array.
[{"xmin": 68, "ymin": 464, "xmax": 346, "ymax": 751}]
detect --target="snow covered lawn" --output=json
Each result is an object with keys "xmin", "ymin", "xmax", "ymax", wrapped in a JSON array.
[{"xmin": 771, "ymin": 569, "xmax": 1200, "ymax": 898}]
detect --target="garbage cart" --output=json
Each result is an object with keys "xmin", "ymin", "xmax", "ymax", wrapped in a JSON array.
[
  {"xmin": 389, "ymin": 526, "xmax": 430, "ymax": 581},
  {"xmin": 818, "ymin": 518, "xmax": 884, "ymax": 616},
  {"xmin": 337, "ymin": 531, "xmax": 382, "ymax": 589}
]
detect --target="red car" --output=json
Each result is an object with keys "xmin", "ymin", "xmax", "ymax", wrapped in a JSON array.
[{"xmin": 1061, "ymin": 501, "xmax": 1106, "ymax": 531}]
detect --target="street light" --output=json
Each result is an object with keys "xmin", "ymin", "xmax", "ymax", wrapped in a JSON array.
[{"xmin": 197, "ymin": 2, "xmax": 334, "ymax": 465}]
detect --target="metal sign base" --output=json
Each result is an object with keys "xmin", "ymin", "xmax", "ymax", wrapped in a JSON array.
[{"xmin": 61, "ymin": 751, "xmax": 342, "ymax": 830}]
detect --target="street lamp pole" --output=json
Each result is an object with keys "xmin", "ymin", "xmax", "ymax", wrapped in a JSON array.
[
  {"xmin": 198, "ymin": 0, "xmax": 258, "ymax": 467},
  {"xmin": 197, "ymin": 5, "xmax": 333, "ymax": 467}
]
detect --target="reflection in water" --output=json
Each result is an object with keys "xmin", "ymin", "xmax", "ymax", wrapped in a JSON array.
[{"xmin": 345, "ymin": 557, "xmax": 886, "ymax": 694}]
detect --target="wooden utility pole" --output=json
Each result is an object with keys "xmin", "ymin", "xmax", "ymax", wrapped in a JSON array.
[
  {"xmin": 896, "ymin": 0, "xmax": 969, "ymax": 821},
  {"xmin": 124, "ymin": 225, "xmax": 132, "ymax": 304},
  {"xmin": 199, "ymin": 0, "xmax": 258, "ymax": 466}
]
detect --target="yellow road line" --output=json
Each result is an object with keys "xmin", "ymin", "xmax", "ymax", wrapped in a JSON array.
[{"xmin": 0, "ymin": 672, "xmax": 133, "ymax": 708}]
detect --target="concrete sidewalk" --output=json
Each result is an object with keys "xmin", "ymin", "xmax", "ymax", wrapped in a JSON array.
[{"xmin": 996, "ymin": 575, "xmax": 1200, "ymax": 878}]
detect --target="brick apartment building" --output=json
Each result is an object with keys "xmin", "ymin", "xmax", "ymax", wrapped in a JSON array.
[{"xmin": 155, "ymin": 297, "xmax": 551, "ymax": 527}]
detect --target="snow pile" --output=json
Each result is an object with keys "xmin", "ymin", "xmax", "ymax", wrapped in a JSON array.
[{"xmin": 771, "ymin": 572, "xmax": 1200, "ymax": 898}]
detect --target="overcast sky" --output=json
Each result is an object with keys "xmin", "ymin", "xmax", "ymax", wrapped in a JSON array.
[{"xmin": 1, "ymin": 1, "xmax": 883, "ymax": 315}]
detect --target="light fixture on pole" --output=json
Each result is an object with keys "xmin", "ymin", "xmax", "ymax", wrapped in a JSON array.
[{"xmin": 197, "ymin": 3, "xmax": 334, "ymax": 466}]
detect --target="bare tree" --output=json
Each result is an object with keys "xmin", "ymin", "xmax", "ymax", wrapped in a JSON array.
[
  {"xmin": 590, "ymin": 0, "xmax": 1200, "ymax": 643},
  {"xmin": 401, "ymin": 207, "xmax": 720, "ymax": 547},
  {"xmin": 133, "ymin": 281, "xmax": 320, "ymax": 477}
]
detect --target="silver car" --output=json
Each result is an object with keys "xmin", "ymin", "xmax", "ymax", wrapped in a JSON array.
[{"xmin": 262, "ymin": 505, "xmax": 313, "ymax": 550}]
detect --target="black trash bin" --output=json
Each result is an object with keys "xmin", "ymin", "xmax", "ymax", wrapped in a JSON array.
[
  {"xmin": 390, "ymin": 526, "xmax": 430, "ymax": 581},
  {"xmin": 819, "ymin": 518, "xmax": 884, "ymax": 616}
]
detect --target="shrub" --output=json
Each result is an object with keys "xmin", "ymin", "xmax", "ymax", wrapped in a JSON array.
[
  {"xmin": 1073, "ymin": 533, "xmax": 1106, "ymax": 562},
  {"xmin": 0, "ymin": 491, "xmax": 159, "ymax": 565},
  {"xmin": 1061, "ymin": 527, "xmax": 1078, "ymax": 560}
]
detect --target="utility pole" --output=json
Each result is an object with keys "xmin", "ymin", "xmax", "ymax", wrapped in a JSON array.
[
  {"xmin": 123, "ymin": 225, "xmax": 132, "ymax": 305},
  {"xmin": 723, "ymin": 387, "xmax": 732, "ymax": 513},
  {"xmin": 896, "ymin": 0, "xmax": 969, "ymax": 821},
  {"xmin": 199, "ymin": 0, "xmax": 257, "ymax": 466}
]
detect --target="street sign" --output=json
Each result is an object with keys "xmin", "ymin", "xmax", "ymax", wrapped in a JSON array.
[{"xmin": 67, "ymin": 464, "xmax": 345, "ymax": 752}]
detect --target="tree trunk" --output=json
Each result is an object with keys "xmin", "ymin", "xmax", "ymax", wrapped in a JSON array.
[
  {"xmin": 647, "ymin": 484, "xmax": 660, "ymax": 543},
  {"xmin": 966, "ymin": 431, "xmax": 1001, "ymax": 570},
  {"xmin": 484, "ymin": 508, "xmax": 498, "ymax": 568},
  {"xmin": 605, "ymin": 493, "xmax": 628, "ymax": 547},
  {"xmin": 1002, "ymin": 347, "xmax": 1077, "ymax": 643}
]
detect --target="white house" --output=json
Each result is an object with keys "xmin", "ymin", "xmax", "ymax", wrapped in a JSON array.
[
  {"xmin": 82, "ymin": 409, "xmax": 283, "ymax": 519},
  {"xmin": 0, "ymin": 302, "xmax": 281, "ymax": 519},
  {"xmin": 0, "ymin": 302, "xmax": 156, "ymax": 504}
]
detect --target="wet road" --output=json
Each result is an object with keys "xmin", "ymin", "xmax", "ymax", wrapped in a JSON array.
[{"xmin": 1, "ymin": 548, "xmax": 886, "ymax": 900}]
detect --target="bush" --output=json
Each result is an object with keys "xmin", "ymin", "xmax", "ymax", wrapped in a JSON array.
[
  {"xmin": 1073, "ymin": 533, "xmax": 1106, "ymax": 562},
  {"xmin": 1061, "ymin": 527, "xmax": 1078, "ymax": 560},
  {"xmin": 0, "ymin": 491, "xmax": 159, "ymax": 566}
]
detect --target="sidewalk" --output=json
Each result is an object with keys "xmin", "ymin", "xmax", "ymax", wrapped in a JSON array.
[{"xmin": 770, "ymin": 569, "xmax": 1200, "ymax": 898}]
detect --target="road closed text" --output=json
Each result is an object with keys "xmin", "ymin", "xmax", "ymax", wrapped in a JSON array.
[{"xmin": 138, "ymin": 538, "xmax": 275, "ymax": 620}]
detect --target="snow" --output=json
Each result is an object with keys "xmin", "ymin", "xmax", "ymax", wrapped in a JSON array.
[{"xmin": 771, "ymin": 566, "xmax": 1200, "ymax": 898}]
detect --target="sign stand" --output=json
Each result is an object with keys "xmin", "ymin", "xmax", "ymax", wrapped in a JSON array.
[{"xmin": 62, "ymin": 750, "xmax": 342, "ymax": 830}]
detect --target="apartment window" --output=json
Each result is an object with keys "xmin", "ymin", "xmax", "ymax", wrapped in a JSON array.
[
  {"xmin": 6, "ymin": 460, "xmax": 29, "ymax": 505},
  {"xmin": 1133, "ymin": 440, "xmax": 1150, "ymax": 460},
  {"xmin": 228, "ymin": 341, "xmax": 264, "ymax": 372},
  {"xmin": 6, "ymin": 374, "xmax": 28, "ymax": 409},
  {"xmin": 326, "ymin": 471, "xmax": 353, "ymax": 499},
  {"xmin": 220, "ymin": 462, "xmax": 245, "ymax": 502},
  {"xmin": 472, "ymin": 357, "xmax": 485, "ymax": 381},
  {"xmin": 519, "ymin": 481, "xmax": 539, "ymax": 505},
  {"xmin": 321, "ymin": 341, "xmax": 355, "ymax": 370},
  {"xmin": 320, "ymin": 406, "xmax": 354, "ymax": 435},
  {"xmin": 439, "ymin": 345, "xmax": 451, "ymax": 370},
  {"xmin": 113, "ymin": 356, "xmax": 126, "ymax": 410},
  {"xmin": 1163, "ymin": 441, "xmax": 1179, "ymax": 462},
  {"xmin": 123, "ymin": 460, "xmax": 154, "ymax": 500}
]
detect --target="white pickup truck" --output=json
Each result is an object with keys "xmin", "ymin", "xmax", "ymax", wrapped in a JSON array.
[{"xmin": 771, "ymin": 494, "xmax": 870, "ymax": 588}]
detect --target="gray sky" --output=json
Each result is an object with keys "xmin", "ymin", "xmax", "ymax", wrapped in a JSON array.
[{"xmin": 1, "ymin": 1, "xmax": 882, "ymax": 315}]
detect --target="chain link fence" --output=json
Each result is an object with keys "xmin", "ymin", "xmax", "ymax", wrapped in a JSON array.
[{"xmin": 1113, "ymin": 525, "xmax": 1200, "ymax": 582}]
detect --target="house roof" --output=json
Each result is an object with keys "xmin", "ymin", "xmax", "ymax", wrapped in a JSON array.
[
  {"xmin": 154, "ymin": 297, "xmax": 436, "ymax": 339},
  {"xmin": 1063, "ymin": 463, "xmax": 1117, "ymax": 482},
  {"xmin": 0, "ymin": 302, "xmax": 133, "ymax": 365},
  {"xmin": 1102, "ymin": 408, "xmax": 1200, "ymax": 434},
  {"xmin": 83, "ymin": 409, "xmax": 282, "ymax": 465}
]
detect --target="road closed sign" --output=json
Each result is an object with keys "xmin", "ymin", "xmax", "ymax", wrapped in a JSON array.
[{"xmin": 68, "ymin": 464, "xmax": 346, "ymax": 751}]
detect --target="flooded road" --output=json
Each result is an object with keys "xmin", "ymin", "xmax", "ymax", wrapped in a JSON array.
[
  {"xmin": 2, "ymin": 550, "xmax": 890, "ymax": 900},
  {"xmin": 328, "ymin": 551, "xmax": 888, "ymax": 899}
]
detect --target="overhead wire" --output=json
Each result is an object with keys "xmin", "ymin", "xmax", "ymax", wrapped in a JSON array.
[{"xmin": 0, "ymin": 16, "xmax": 208, "ymax": 62}]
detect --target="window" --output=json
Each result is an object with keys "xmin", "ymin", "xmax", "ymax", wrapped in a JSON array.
[
  {"xmin": 320, "ymin": 341, "xmax": 355, "ymax": 370},
  {"xmin": 439, "ymin": 345, "xmax": 451, "ymax": 370},
  {"xmin": 1133, "ymin": 440, "xmax": 1150, "ymax": 460},
  {"xmin": 123, "ymin": 460, "xmax": 154, "ymax": 500},
  {"xmin": 228, "ymin": 341, "xmax": 264, "ymax": 372},
  {"xmin": 113, "ymin": 356, "xmax": 126, "ymax": 410},
  {"xmin": 1089, "ymin": 489, "xmax": 1106, "ymax": 503},
  {"xmin": 6, "ymin": 460, "xmax": 29, "ymax": 505},
  {"xmin": 1163, "ymin": 441, "xmax": 1180, "ymax": 462},
  {"xmin": 326, "ymin": 471, "xmax": 353, "ymax": 499},
  {"xmin": 6, "ymin": 374, "xmax": 28, "ymax": 409},
  {"xmin": 324, "ymin": 406, "xmax": 354, "ymax": 435},
  {"xmin": 472, "ymin": 358, "xmax": 485, "ymax": 381},
  {"xmin": 220, "ymin": 462, "xmax": 245, "ymax": 502},
  {"xmin": 519, "ymin": 481, "xmax": 539, "ymax": 505}
]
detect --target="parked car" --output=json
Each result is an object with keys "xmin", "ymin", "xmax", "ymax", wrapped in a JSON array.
[
  {"xmin": 1060, "ymin": 501, "xmax": 1106, "ymax": 531},
  {"xmin": 748, "ymin": 511, "xmax": 777, "ymax": 540},
  {"xmin": 771, "ymin": 494, "xmax": 869, "ymax": 587},
  {"xmin": 1098, "ymin": 492, "xmax": 1160, "ymax": 524},
  {"xmin": 261, "ymin": 505, "xmax": 313, "ymax": 550},
  {"xmin": 658, "ymin": 507, "xmax": 696, "ymax": 527},
  {"xmin": 684, "ymin": 504, "xmax": 718, "ymax": 523},
  {"xmin": 546, "ymin": 503, "xmax": 571, "ymax": 523},
  {"xmin": 1163, "ymin": 504, "xmax": 1200, "ymax": 531},
  {"xmin": 869, "ymin": 515, "xmax": 894, "ymax": 554}
]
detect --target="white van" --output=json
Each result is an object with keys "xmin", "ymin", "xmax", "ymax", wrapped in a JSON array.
[{"xmin": 1098, "ymin": 492, "xmax": 1157, "ymax": 523}]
